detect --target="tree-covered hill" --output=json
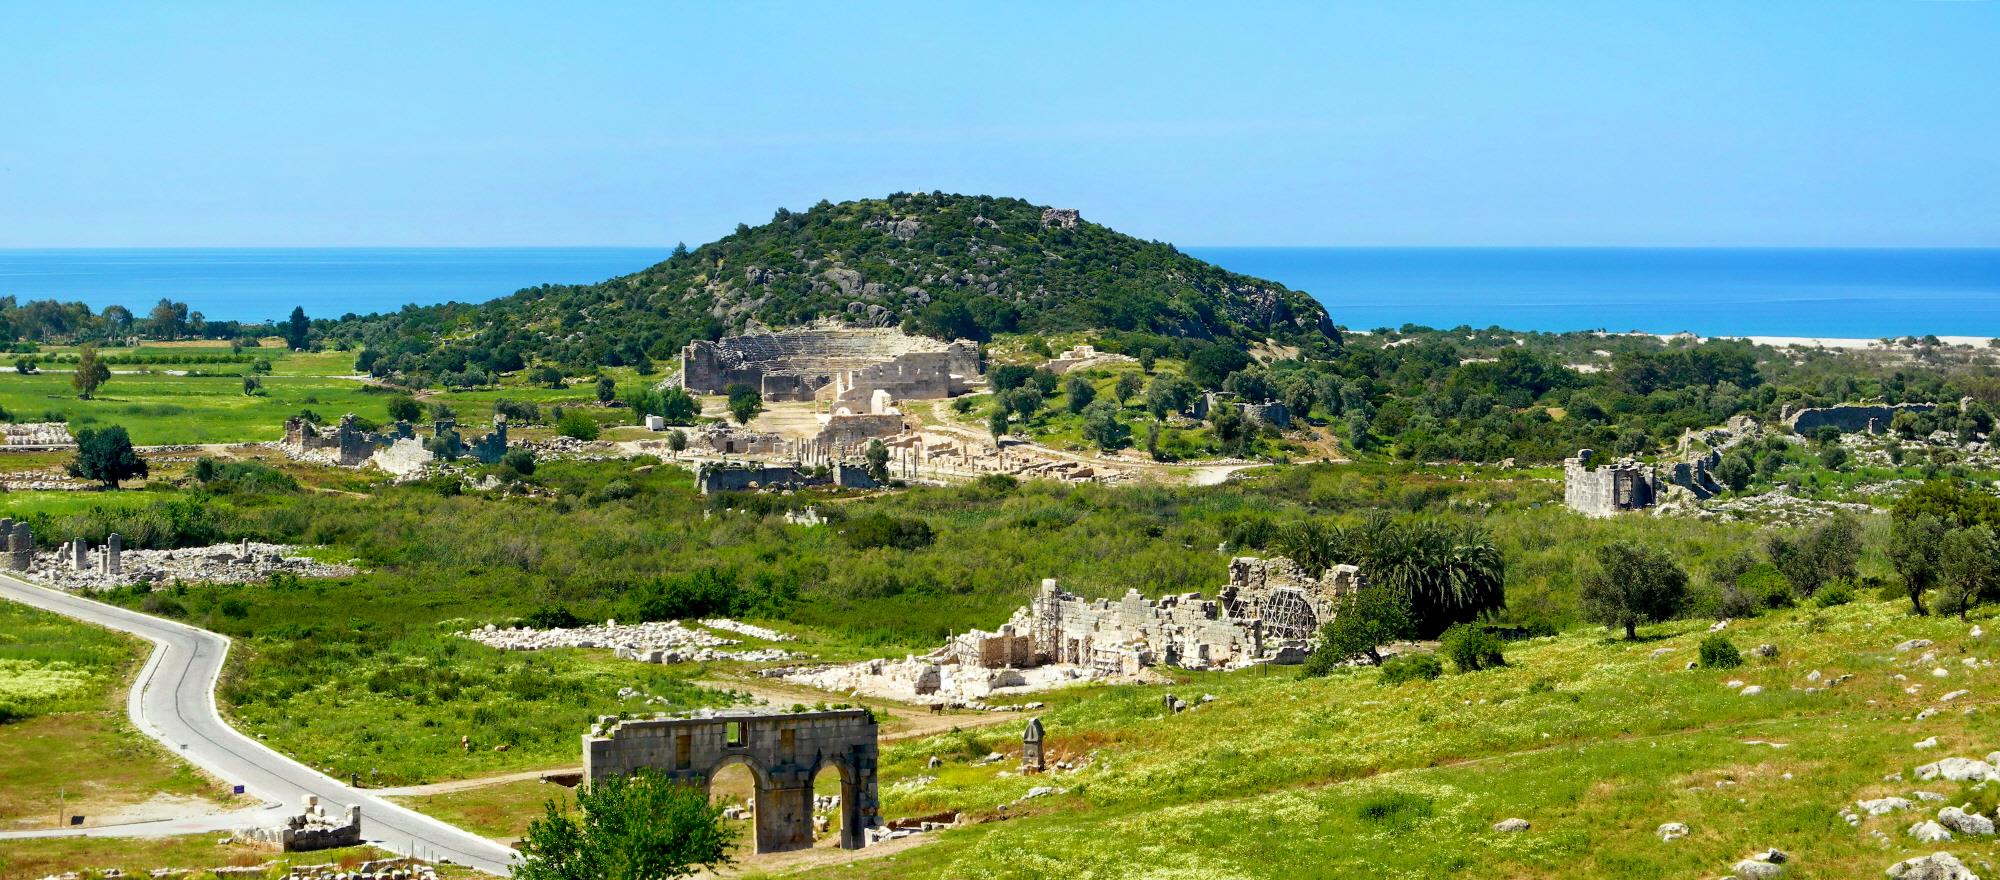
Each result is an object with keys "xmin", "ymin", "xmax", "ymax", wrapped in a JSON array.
[{"xmin": 330, "ymin": 192, "xmax": 1338, "ymax": 386}]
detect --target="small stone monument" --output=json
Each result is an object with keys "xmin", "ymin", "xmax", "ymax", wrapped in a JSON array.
[{"xmin": 1021, "ymin": 717, "xmax": 1045, "ymax": 773}]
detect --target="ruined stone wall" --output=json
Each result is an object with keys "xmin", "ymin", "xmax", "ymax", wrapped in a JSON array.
[
  {"xmin": 1563, "ymin": 451, "xmax": 1659, "ymax": 517},
  {"xmin": 1220, "ymin": 556, "xmax": 1360, "ymax": 643},
  {"xmin": 949, "ymin": 625, "xmax": 1034, "ymax": 668},
  {"xmin": 814, "ymin": 413, "xmax": 903, "ymax": 446},
  {"xmin": 1239, "ymin": 401, "xmax": 1291, "ymax": 429},
  {"xmin": 1788, "ymin": 403, "xmax": 1936, "ymax": 435},
  {"xmin": 693, "ymin": 463, "xmax": 877, "ymax": 494},
  {"xmin": 467, "ymin": 417, "xmax": 508, "ymax": 464},
  {"xmin": 1665, "ymin": 449, "xmax": 1724, "ymax": 499},
  {"xmin": 1028, "ymin": 580, "xmax": 1262, "ymax": 671}
]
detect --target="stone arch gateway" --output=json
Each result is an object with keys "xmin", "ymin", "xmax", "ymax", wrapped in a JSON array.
[{"xmin": 583, "ymin": 709, "xmax": 882, "ymax": 852}]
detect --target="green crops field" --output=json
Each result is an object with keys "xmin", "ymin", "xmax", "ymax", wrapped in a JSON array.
[{"xmin": 0, "ymin": 346, "xmax": 618, "ymax": 445}]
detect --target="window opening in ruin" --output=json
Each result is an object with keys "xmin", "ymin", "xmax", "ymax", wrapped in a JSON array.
[
  {"xmin": 676, "ymin": 733, "xmax": 692, "ymax": 770},
  {"xmin": 726, "ymin": 721, "xmax": 744, "ymax": 747}
]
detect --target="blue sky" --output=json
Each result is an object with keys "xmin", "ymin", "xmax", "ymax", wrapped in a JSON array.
[{"xmin": 2, "ymin": 2, "xmax": 1995, "ymax": 248}]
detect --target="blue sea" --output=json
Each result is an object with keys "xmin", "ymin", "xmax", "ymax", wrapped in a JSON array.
[
  {"xmin": 0, "ymin": 246, "xmax": 1996, "ymax": 337},
  {"xmin": 0, "ymin": 247, "xmax": 668, "ymax": 324},
  {"xmin": 1187, "ymin": 247, "xmax": 2000, "ymax": 338}
]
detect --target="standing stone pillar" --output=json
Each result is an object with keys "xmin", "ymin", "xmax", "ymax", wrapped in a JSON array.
[
  {"xmin": 72, "ymin": 539, "xmax": 88, "ymax": 570},
  {"xmin": 755, "ymin": 766, "xmax": 816, "ymax": 854},
  {"xmin": 8, "ymin": 523, "xmax": 32, "ymax": 571},
  {"xmin": 103, "ymin": 533, "xmax": 122, "ymax": 575}
]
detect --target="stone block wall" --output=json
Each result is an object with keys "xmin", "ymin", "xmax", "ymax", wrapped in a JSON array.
[
  {"xmin": 1787, "ymin": 403, "xmax": 1936, "ymax": 435},
  {"xmin": 1563, "ymin": 450, "xmax": 1659, "ymax": 517}
]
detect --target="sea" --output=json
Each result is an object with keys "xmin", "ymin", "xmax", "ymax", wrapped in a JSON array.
[{"xmin": 1, "ymin": 246, "xmax": 1996, "ymax": 338}]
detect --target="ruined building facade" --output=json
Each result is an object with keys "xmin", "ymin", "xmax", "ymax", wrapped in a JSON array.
[
  {"xmin": 1563, "ymin": 449, "xmax": 1660, "ymax": 517},
  {"xmin": 678, "ymin": 327, "xmax": 979, "ymax": 403},
  {"xmin": 952, "ymin": 556, "xmax": 1366, "ymax": 674}
]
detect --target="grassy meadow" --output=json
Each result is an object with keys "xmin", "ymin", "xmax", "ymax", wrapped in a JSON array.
[
  {"xmin": 813, "ymin": 599, "xmax": 2000, "ymax": 879},
  {"xmin": 0, "ymin": 601, "xmax": 230, "ymax": 831}
]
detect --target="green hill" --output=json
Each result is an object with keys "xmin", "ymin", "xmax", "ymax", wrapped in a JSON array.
[{"xmin": 335, "ymin": 193, "xmax": 1338, "ymax": 387}]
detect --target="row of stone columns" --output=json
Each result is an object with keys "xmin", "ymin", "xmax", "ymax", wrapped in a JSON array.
[{"xmin": 53, "ymin": 533, "xmax": 121, "ymax": 574}]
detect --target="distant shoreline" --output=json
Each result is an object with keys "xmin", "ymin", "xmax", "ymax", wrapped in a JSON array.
[{"xmin": 1685, "ymin": 334, "xmax": 1995, "ymax": 350}]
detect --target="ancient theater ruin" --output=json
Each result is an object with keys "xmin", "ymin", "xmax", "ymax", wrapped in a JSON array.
[
  {"xmin": 778, "ymin": 556, "xmax": 1363, "ymax": 702},
  {"xmin": 677, "ymin": 325, "xmax": 980, "ymax": 405}
]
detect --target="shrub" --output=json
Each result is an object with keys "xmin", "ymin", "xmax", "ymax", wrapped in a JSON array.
[
  {"xmin": 523, "ymin": 605, "xmax": 582, "ymax": 629},
  {"xmin": 1378, "ymin": 652, "xmax": 1442, "ymax": 685},
  {"xmin": 1698, "ymin": 634, "xmax": 1742, "ymax": 669},
  {"xmin": 1813, "ymin": 579, "xmax": 1855, "ymax": 608},
  {"xmin": 1439, "ymin": 624, "xmax": 1505, "ymax": 673},
  {"xmin": 557, "ymin": 410, "xmax": 600, "ymax": 441},
  {"xmin": 838, "ymin": 513, "xmax": 935, "ymax": 551},
  {"xmin": 1354, "ymin": 791, "xmax": 1432, "ymax": 828}
]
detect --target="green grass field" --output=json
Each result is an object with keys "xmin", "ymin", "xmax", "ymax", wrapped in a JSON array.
[
  {"xmin": 0, "ymin": 601, "xmax": 231, "ymax": 830},
  {"xmin": 799, "ymin": 598, "xmax": 2000, "ymax": 879}
]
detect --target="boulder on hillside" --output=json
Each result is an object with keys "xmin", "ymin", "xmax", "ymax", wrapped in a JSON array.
[{"xmin": 1885, "ymin": 852, "xmax": 1979, "ymax": 880}]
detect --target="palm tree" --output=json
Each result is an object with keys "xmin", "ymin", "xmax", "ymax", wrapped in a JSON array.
[{"xmin": 1343, "ymin": 516, "xmax": 1505, "ymax": 637}]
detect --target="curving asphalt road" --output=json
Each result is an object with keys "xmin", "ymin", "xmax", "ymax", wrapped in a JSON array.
[{"xmin": 0, "ymin": 574, "xmax": 519, "ymax": 875}]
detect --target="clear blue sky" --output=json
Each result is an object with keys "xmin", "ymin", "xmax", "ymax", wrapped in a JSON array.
[{"xmin": 3, "ymin": 2, "xmax": 1996, "ymax": 248}]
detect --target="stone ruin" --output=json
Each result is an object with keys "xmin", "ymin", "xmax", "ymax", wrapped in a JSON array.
[
  {"xmin": 1188, "ymin": 392, "xmax": 1291, "ymax": 429},
  {"xmin": 0, "ymin": 519, "xmax": 33, "ymax": 571},
  {"xmin": 279, "ymin": 413, "xmax": 510, "ymax": 471},
  {"xmin": 1784, "ymin": 401, "xmax": 1937, "ymax": 435},
  {"xmin": 814, "ymin": 389, "xmax": 906, "ymax": 446},
  {"xmin": 33, "ymin": 537, "xmax": 358, "ymax": 592},
  {"xmin": 584, "ymin": 707, "xmax": 881, "ymax": 852},
  {"xmin": 677, "ymin": 325, "xmax": 980, "ymax": 404},
  {"xmin": 693, "ymin": 462, "xmax": 878, "ymax": 495},
  {"xmin": 281, "ymin": 413, "xmax": 415, "ymax": 467},
  {"xmin": 460, "ymin": 618, "xmax": 801, "ymax": 664},
  {"xmin": 1563, "ymin": 449, "xmax": 1659, "ymax": 517},
  {"xmin": 237, "ymin": 795, "xmax": 361, "ymax": 852},
  {"xmin": 0, "ymin": 422, "xmax": 75, "ymax": 448},
  {"xmin": 780, "ymin": 556, "xmax": 1362, "ymax": 702}
]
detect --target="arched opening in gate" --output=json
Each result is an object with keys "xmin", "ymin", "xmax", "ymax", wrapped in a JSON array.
[
  {"xmin": 808, "ymin": 759, "xmax": 859, "ymax": 848},
  {"xmin": 705, "ymin": 755, "xmax": 763, "ymax": 851}
]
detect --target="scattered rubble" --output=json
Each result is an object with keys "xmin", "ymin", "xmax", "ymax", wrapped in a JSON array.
[
  {"xmin": 32, "ymin": 538, "xmax": 357, "ymax": 591},
  {"xmin": 460, "ymin": 619, "xmax": 803, "ymax": 664}
]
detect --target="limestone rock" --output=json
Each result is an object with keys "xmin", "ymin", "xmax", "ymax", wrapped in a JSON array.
[
  {"xmin": 1733, "ymin": 850, "xmax": 1789, "ymax": 879},
  {"xmin": 1917, "ymin": 758, "xmax": 1998, "ymax": 783},
  {"xmin": 1492, "ymin": 818, "xmax": 1530, "ymax": 833},
  {"xmin": 1753, "ymin": 643, "xmax": 1778, "ymax": 658},
  {"xmin": 1896, "ymin": 639, "xmax": 1935, "ymax": 653},
  {"xmin": 1658, "ymin": 821, "xmax": 1689, "ymax": 841},
  {"xmin": 1885, "ymin": 852, "xmax": 1980, "ymax": 880},
  {"xmin": 1938, "ymin": 806, "xmax": 1995, "ymax": 836},
  {"xmin": 1917, "ymin": 737, "xmax": 1941, "ymax": 750},
  {"xmin": 1861, "ymin": 797, "xmax": 1915, "ymax": 815},
  {"xmin": 1741, "ymin": 685, "xmax": 1765, "ymax": 696},
  {"xmin": 1909, "ymin": 820, "xmax": 1955, "ymax": 843}
]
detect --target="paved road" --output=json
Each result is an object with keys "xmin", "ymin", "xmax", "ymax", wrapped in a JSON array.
[{"xmin": 0, "ymin": 575, "xmax": 519, "ymax": 875}]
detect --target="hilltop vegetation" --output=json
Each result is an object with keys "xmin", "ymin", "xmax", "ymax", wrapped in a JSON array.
[{"xmin": 324, "ymin": 193, "xmax": 1338, "ymax": 388}]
